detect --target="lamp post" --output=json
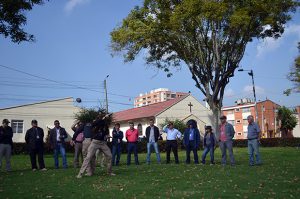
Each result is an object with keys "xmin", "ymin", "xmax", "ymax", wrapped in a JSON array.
[
  {"xmin": 238, "ymin": 68, "xmax": 259, "ymax": 122},
  {"xmin": 104, "ymin": 75, "xmax": 109, "ymax": 113}
]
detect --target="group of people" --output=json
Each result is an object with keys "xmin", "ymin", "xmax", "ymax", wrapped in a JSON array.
[{"xmin": 0, "ymin": 114, "xmax": 262, "ymax": 176}]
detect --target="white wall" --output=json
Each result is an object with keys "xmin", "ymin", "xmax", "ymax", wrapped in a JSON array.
[
  {"xmin": 293, "ymin": 114, "xmax": 300, "ymax": 137},
  {"xmin": 156, "ymin": 95, "xmax": 214, "ymax": 131},
  {"xmin": 0, "ymin": 98, "xmax": 80, "ymax": 143}
]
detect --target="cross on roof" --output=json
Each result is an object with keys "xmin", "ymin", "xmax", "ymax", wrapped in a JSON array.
[{"xmin": 188, "ymin": 102, "xmax": 193, "ymax": 113}]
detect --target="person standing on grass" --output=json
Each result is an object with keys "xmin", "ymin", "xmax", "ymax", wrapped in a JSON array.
[
  {"xmin": 247, "ymin": 115, "xmax": 262, "ymax": 166},
  {"xmin": 201, "ymin": 125, "xmax": 217, "ymax": 165},
  {"xmin": 163, "ymin": 122, "xmax": 182, "ymax": 164},
  {"xmin": 112, "ymin": 123, "xmax": 123, "ymax": 166},
  {"xmin": 77, "ymin": 114, "xmax": 115, "ymax": 178},
  {"xmin": 71, "ymin": 121, "xmax": 84, "ymax": 168},
  {"xmin": 0, "ymin": 119, "xmax": 13, "ymax": 172},
  {"xmin": 81, "ymin": 120, "xmax": 96, "ymax": 176},
  {"xmin": 25, "ymin": 120, "xmax": 47, "ymax": 171},
  {"xmin": 145, "ymin": 119, "xmax": 161, "ymax": 164},
  {"xmin": 49, "ymin": 120, "xmax": 68, "ymax": 169},
  {"xmin": 126, "ymin": 122, "xmax": 139, "ymax": 165},
  {"xmin": 183, "ymin": 121, "xmax": 200, "ymax": 164},
  {"xmin": 218, "ymin": 115, "xmax": 235, "ymax": 166}
]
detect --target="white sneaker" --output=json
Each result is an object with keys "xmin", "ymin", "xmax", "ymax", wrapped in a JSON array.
[
  {"xmin": 32, "ymin": 169, "xmax": 37, "ymax": 172},
  {"xmin": 109, "ymin": 173, "xmax": 116, "ymax": 176},
  {"xmin": 41, "ymin": 168, "xmax": 47, "ymax": 171},
  {"xmin": 76, "ymin": 173, "xmax": 82, "ymax": 179}
]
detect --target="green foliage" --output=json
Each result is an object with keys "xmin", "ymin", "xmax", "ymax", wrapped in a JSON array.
[
  {"xmin": 74, "ymin": 107, "xmax": 108, "ymax": 124},
  {"xmin": 287, "ymin": 42, "xmax": 300, "ymax": 93},
  {"xmin": 0, "ymin": 0, "xmax": 48, "ymax": 43},
  {"xmin": 160, "ymin": 118, "xmax": 187, "ymax": 135},
  {"xmin": 277, "ymin": 106, "xmax": 298, "ymax": 131},
  {"xmin": 110, "ymin": 0, "xmax": 299, "ymax": 115}
]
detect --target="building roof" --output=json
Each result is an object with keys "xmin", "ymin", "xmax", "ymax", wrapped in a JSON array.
[
  {"xmin": 0, "ymin": 97, "xmax": 74, "ymax": 110},
  {"xmin": 222, "ymin": 99, "xmax": 281, "ymax": 111},
  {"xmin": 113, "ymin": 95, "xmax": 190, "ymax": 122}
]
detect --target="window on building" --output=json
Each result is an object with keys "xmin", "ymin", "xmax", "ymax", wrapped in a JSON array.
[
  {"xmin": 235, "ymin": 108, "xmax": 240, "ymax": 112},
  {"xmin": 242, "ymin": 108, "xmax": 251, "ymax": 113},
  {"xmin": 227, "ymin": 110, "xmax": 234, "ymax": 114},
  {"xmin": 237, "ymin": 132, "xmax": 242, "ymax": 136},
  {"xmin": 171, "ymin": 94, "xmax": 176, "ymax": 98},
  {"xmin": 137, "ymin": 123, "xmax": 143, "ymax": 136},
  {"xmin": 236, "ymin": 120, "xmax": 241, "ymax": 124},
  {"xmin": 147, "ymin": 101, "xmax": 151, "ymax": 104},
  {"xmin": 142, "ymin": 98, "xmax": 146, "ymax": 100},
  {"xmin": 227, "ymin": 120, "xmax": 235, "ymax": 125},
  {"xmin": 147, "ymin": 96, "xmax": 151, "ymax": 99},
  {"xmin": 11, "ymin": 120, "xmax": 24, "ymax": 133},
  {"xmin": 167, "ymin": 94, "xmax": 170, "ymax": 97},
  {"xmin": 154, "ymin": 95, "xmax": 157, "ymax": 98}
]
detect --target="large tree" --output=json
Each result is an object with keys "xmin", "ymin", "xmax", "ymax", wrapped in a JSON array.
[
  {"xmin": 277, "ymin": 106, "xmax": 297, "ymax": 138},
  {"xmin": 0, "ymin": 0, "xmax": 47, "ymax": 43},
  {"xmin": 110, "ymin": 0, "xmax": 299, "ymax": 132},
  {"xmin": 286, "ymin": 42, "xmax": 300, "ymax": 94}
]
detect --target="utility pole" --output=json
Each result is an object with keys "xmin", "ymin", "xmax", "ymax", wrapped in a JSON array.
[
  {"xmin": 104, "ymin": 75, "xmax": 109, "ymax": 113},
  {"xmin": 238, "ymin": 69, "xmax": 258, "ymax": 122}
]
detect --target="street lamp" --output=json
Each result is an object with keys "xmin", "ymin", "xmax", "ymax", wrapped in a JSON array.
[
  {"xmin": 238, "ymin": 68, "xmax": 259, "ymax": 122},
  {"xmin": 104, "ymin": 75, "xmax": 109, "ymax": 113}
]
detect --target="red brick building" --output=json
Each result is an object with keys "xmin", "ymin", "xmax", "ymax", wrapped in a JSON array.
[{"xmin": 222, "ymin": 99, "xmax": 280, "ymax": 139}]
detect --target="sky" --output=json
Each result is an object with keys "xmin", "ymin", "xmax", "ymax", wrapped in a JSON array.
[{"xmin": 0, "ymin": 0, "xmax": 299, "ymax": 113}]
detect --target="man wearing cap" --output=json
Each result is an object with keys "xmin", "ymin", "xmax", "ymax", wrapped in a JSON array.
[
  {"xmin": 247, "ymin": 115, "xmax": 262, "ymax": 166},
  {"xmin": 218, "ymin": 115, "xmax": 235, "ymax": 166},
  {"xmin": 49, "ymin": 120, "xmax": 68, "ymax": 169},
  {"xmin": 201, "ymin": 125, "xmax": 217, "ymax": 165},
  {"xmin": 163, "ymin": 122, "xmax": 182, "ymax": 164},
  {"xmin": 25, "ymin": 120, "xmax": 47, "ymax": 171},
  {"xmin": 0, "ymin": 119, "xmax": 13, "ymax": 171}
]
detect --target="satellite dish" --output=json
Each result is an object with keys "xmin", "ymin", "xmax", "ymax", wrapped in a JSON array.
[{"xmin": 76, "ymin": 98, "xmax": 82, "ymax": 103}]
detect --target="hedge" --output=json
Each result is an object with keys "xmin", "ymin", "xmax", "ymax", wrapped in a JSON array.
[{"xmin": 12, "ymin": 138, "xmax": 300, "ymax": 155}]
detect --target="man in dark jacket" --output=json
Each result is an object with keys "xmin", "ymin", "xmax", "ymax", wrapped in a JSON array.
[
  {"xmin": 183, "ymin": 121, "xmax": 200, "ymax": 164},
  {"xmin": 49, "ymin": 120, "xmax": 68, "ymax": 169},
  {"xmin": 25, "ymin": 120, "xmax": 46, "ymax": 171},
  {"xmin": 112, "ymin": 123, "xmax": 123, "ymax": 166},
  {"xmin": 0, "ymin": 119, "xmax": 13, "ymax": 171},
  {"xmin": 145, "ymin": 119, "xmax": 161, "ymax": 164}
]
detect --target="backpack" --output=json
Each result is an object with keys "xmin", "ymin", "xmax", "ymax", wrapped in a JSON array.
[{"xmin": 76, "ymin": 132, "xmax": 84, "ymax": 142}]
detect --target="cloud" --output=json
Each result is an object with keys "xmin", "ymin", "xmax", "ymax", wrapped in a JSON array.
[
  {"xmin": 224, "ymin": 88, "xmax": 235, "ymax": 98},
  {"xmin": 243, "ymin": 85, "xmax": 265, "ymax": 95},
  {"xmin": 256, "ymin": 23, "xmax": 300, "ymax": 57},
  {"xmin": 64, "ymin": 0, "xmax": 90, "ymax": 13}
]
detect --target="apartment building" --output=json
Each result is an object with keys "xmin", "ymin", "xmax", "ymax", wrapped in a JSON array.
[
  {"xmin": 134, "ymin": 88, "xmax": 188, "ymax": 107},
  {"xmin": 222, "ymin": 99, "xmax": 280, "ymax": 139}
]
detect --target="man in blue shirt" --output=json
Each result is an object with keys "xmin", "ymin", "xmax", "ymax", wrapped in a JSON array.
[
  {"xmin": 163, "ymin": 122, "xmax": 182, "ymax": 164},
  {"xmin": 183, "ymin": 121, "xmax": 200, "ymax": 164},
  {"xmin": 247, "ymin": 115, "xmax": 262, "ymax": 166}
]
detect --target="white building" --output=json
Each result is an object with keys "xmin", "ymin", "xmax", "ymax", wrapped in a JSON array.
[
  {"xmin": 0, "ymin": 97, "xmax": 80, "ymax": 143},
  {"xmin": 111, "ymin": 94, "xmax": 214, "ymax": 139}
]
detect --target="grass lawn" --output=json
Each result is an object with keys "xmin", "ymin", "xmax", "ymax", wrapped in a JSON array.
[{"xmin": 0, "ymin": 147, "xmax": 300, "ymax": 198}]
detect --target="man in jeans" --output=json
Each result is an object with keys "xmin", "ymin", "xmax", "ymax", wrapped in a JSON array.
[
  {"xmin": 112, "ymin": 123, "xmax": 123, "ymax": 166},
  {"xmin": 247, "ymin": 115, "xmax": 262, "ymax": 166},
  {"xmin": 0, "ymin": 119, "xmax": 13, "ymax": 172},
  {"xmin": 145, "ymin": 119, "xmax": 161, "ymax": 164},
  {"xmin": 218, "ymin": 115, "xmax": 235, "ymax": 166},
  {"xmin": 49, "ymin": 120, "xmax": 68, "ymax": 169},
  {"xmin": 126, "ymin": 122, "xmax": 139, "ymax": 165}
]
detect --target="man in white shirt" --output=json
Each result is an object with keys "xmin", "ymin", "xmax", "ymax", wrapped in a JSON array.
[{"xmin": 163, "ymin": 122, "xmax": 182, "ymax": 164}]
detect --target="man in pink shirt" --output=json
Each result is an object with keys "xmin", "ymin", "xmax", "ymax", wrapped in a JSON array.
[
  {"xmin": 125, "ymin": 122, "xmax": 139, "ymax": 165},
  {"xmin": 219, "ymin": 115, "xmax": 235, "ymax": 166}
]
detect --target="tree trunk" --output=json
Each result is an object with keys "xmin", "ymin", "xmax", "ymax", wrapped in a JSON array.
[{"xmin": 211, "ymin": 105, "xmax": 221, "ymax": 139}]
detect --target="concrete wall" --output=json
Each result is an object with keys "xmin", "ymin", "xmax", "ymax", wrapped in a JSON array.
[{"xmin": 0, "ymin": 98, "xmax": 80, "ymax": 143}]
